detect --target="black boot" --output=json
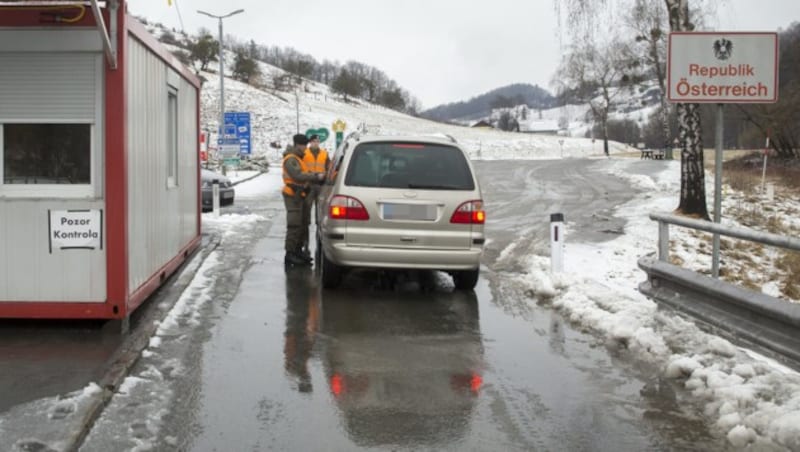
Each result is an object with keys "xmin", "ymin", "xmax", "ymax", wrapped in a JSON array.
[
  {"xmin": 299, "ymin": 248, "xmax": 313, "ymax": 262},
  {"xmin": 285, "ymin": 251, "xmax": 309, "ymax": 266}
]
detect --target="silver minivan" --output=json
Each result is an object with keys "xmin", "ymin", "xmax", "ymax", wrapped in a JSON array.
[{"xmin": 315, "ymin": 134, "xmax": 485, "ymax": 290}]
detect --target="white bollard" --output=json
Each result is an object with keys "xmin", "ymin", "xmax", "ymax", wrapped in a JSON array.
[
  {"xmin": 212, "ymin": 179, "xmax": 220, "ymax": 218},
  {"xmin": 766, "ymin": 182, "xmax": 775, "ymax": 202},
  {"xmin": 550, "ymin": 213, "xmax": 565, "ymax": 273}
]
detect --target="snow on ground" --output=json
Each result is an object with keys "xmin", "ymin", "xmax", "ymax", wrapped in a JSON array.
[
  {"xmin": 193, "ymin": 57, "xmax": 800, "ymax": 447},
  {"xmin": 198, "ymin": 154, "xmax": 799, "ymax": 449},
  {"xmin": 195, "ymin": 59, "xmax": 639, "ymax": 166},
  {"xmin": 522, "ymin": 158, "xmax": 800, "ymax": 450},
  {"xmin": 224, "ymin": 170, "xmax": 261, "ymax": 185},
  {"xmin": 0, "ymin": 383, "xmax": 103, "ymax": 451},
  {"xmin": 8, "ymin": 25, "xmax": 795, "ymax": 447}
]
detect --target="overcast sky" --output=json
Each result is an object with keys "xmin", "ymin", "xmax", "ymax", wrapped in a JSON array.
[{"xmin": 127, "ymin": 0, "xmax": 800, "ymax": 109}]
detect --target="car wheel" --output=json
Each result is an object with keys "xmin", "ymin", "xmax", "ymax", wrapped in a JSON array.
[
  {"xmin": 452, "ymin": 268, "xmax": 479, "ymax": 291},
  {"xmin": 321, "ymin": 249, "xmax": 343, "ymax": 289}
]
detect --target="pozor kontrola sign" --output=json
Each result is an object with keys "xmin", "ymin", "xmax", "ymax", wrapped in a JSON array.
[{"xmin": 668, "ymin": 32, "xmax": 779, "ymax": 104}]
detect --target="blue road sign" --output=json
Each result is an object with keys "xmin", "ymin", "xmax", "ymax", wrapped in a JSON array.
[{"xmin": 224, "ymin": 112, "xmax": 251, "ymax": 156}]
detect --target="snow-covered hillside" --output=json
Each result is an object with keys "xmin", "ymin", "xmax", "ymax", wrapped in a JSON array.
[
  {"xmin": 140, "ymin": 20, "xmax": 637, "ymax": 162},
  {"xmin": 200, "ymin": 68, "xmax": 640, "ymax": 163},
  {"xmin": 488, "ymin": 79, "xmax": 664, "ymax": 140}
]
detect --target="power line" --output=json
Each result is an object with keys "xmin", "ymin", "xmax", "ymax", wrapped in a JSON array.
[{"xmin": 173, "ymin": 0, "xmax": 185, "ymax": 34}]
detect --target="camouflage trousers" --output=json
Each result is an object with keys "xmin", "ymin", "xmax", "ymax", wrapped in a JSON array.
[{"xmin": 283, "ymin": 193, "xmax": 310, "ymax": 253}]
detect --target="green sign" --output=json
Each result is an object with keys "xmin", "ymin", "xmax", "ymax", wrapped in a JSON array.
[
  {"xmin": 223, "ymin": 157, "xmax": 240, "ymax": 167},
  {"xmin": 335, "ymin": 131, "xmax": 344, "ymax": 150},
  {"xmin": 305, "ymin": 127, "xmax": 330, "ymax": 143}
]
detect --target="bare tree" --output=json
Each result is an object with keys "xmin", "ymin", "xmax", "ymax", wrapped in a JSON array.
[
  {"xmin": 554, "ymin": 0, "xmax": 710, "ymax": 218},
  {"xmin": 626, "ymin": 0, "xmax": 672, "ymax": 156},
  {"xmin": 666, "ymin": 0, "xmax": 708, "ymax": 218},
  {"xmin": 735, "ymin": 23, "xmax": 800, "ymax": 159},
  {"xmin": 555, "ymin": 38, "xmax": 637, "ymax": 156}
]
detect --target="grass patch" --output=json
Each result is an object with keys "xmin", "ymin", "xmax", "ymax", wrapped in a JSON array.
[
  {"xmin": 764, "ymin": 215, "xmax": 791, "ymax": 235},
  {"xmin": 777, "ymin": 251, "xmax": 800, "ymax": 300},
  {"xmin": 725, "ymin": 168, "xmax": 761, "ymax": 192},
  {"xmin": 656, "ymin": 153, "xmax": 798, "ymax": 302},
  {"xmin": 727, "ymin": 248, "xmax": 757, "ymax": 266},
  {"xmin": 723, "ymin": 152, "xmax": 800, "ymax": 191}
]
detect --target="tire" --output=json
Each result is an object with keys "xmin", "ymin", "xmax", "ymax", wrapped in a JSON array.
[
  {"xmin": 452, "ymin": 268, "xmax": 479, "ymax": 291},
  {"xmin": 321, "ymin": 249, "xmax": 343, "ymax": 289}
]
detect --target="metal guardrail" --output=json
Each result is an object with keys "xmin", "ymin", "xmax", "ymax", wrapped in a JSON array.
[
  {"xmin": 641, "ymin": 212, "xmax": 800, "ymax": 367},
  {"xmin": 651, "ymin": 212, "xmax": 800, "ymax": 265}
]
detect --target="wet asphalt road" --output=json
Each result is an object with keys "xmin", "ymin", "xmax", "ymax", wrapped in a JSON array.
[{"xmin": 5, "ymin": 159, "xmax": 726, "ymax": 451}]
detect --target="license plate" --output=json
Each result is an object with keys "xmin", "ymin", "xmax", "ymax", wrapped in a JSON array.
[{"xmin": 382, "ymin": 203, "xmax": 436, "ymax": 221}]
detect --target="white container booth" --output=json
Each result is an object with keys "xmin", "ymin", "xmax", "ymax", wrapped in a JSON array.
[{"xmin": 0, "ymin": 1, "xmax": 201, "ymax": 321}]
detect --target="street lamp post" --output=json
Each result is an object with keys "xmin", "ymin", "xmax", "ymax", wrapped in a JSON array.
[
  {"xmin": 295, "ymin": 89, "xmax": 300, "ymax": 134},
  {"xmin": 197, "ymin": 8, "xmax": 244, "ymax": 166}
]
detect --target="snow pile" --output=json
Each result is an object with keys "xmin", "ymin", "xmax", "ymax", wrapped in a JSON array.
[
  {"xmin": 0, "ymin": 382, "xmax": 104, "ymax": 452},
  {"xmin": 522, "ymin": 158, "xmax": 800, "ymax": 449}
]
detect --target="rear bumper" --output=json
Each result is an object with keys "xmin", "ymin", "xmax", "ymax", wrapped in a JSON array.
[
  {"xmin": 327, "ymin": 243, "xmax": 482, "ymax": 270},
  {"xmin": 201, "ymin": 188, "xmax": 235, "ymax": 208}
]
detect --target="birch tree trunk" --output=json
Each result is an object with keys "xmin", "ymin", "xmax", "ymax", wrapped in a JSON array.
[
  {"xmin": 666, "ymin": 0, "xmax": 709, "ymax": 219},
  {"xmin": 650, "ymin": 38, "xmax": 673, "ymax": 159}
]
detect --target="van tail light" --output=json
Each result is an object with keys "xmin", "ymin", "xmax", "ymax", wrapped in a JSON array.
[
  {"xmin": 329, "ymin": 195, "xmax": 370, "ymax": 220},
  {"xmin": 329, "ymin": 373, "xmax": 369, "ymax": 398},
  {"xmin": 330, "ymin": 374, "xmax": 344, "ymax": 397},
  {"xmin": 450, "ymin": 200, "xmax": 485, "ymax": 224},
  {"xmin": 470, "ymin": 374, "xmax": 483, "ymax": 392},
  {"xmin": 450, "ymin": 372, "xmax": 483, "ymax": 394}
]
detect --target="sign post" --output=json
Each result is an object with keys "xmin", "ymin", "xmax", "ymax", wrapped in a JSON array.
[
  {"xmin": 224, "ymin": 111, "xmax": 251, "ymax": 157},
  {"xmin": 668, "ymin": 31, "xmax": 779, "ymax": 278},
  {"xmin": 332, "ymin": 119, "xmax": 347, "ymax": 150},
  {"xmin": 761, "ymin": 130, "xmax": 771, "ymax": 196},
  {"xmin": 219, "ymin": 111, "xmax": 251, "ymax": 173}
]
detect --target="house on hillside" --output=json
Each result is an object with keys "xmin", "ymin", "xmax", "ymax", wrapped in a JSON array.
[
  {"xmin": 471, "ymin": 120, "xmax": 494, "ymax": 129},
  {"xmin": 520, "ymin": 120, "xmax": 560, "ymax": 135}
]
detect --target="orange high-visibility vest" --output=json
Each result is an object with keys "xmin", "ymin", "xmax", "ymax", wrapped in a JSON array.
[
  {"xmin": 282, "ymin": 154, "xmax": 310, "ymax": 197},
  {"xmin": 302, "ymin": 148, "xmax": 329, "ymax": 174}
]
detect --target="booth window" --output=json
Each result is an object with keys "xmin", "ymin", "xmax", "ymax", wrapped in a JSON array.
[
  {"xmin": 2, "ymin": 124, "xmax": 91, "ymax": 185},
  {"xmin": 166, "ymin": 89, "xmax": 179, "ymax": 188}
]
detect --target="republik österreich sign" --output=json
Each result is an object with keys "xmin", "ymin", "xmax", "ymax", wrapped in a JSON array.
[
  {"xmin": 677, "ymin": 64, "xmax": 767, "ymax": 98},
  {"xmin": 668, "ymin": 32, "xmax": 778, "ymax": 104}
]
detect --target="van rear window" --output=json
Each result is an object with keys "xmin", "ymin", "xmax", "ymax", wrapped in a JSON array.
[{"xmin": 345, "ymin": 142, "xmax": 475, "ymax": 190}]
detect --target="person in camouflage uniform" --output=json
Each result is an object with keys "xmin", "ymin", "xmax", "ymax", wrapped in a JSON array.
[{"xmin": 282, "ymin": 134, "xmax": 324, "ymax": 266}]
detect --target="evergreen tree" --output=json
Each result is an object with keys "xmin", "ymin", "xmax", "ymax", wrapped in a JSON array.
[
  {"xmin": 378, "ymin": 88, "xmax": 406, "ymax": 110},
  {"xmin": 332, "ymin": 70, "xmax": 362, "ymax": 102},
  {"xmin": 189, "ymin": 34, "xmax": 218, "ymax": 72},
  {"xmin": 232, "ymin": 52, "xmax": 260, "ymax": 85}
]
